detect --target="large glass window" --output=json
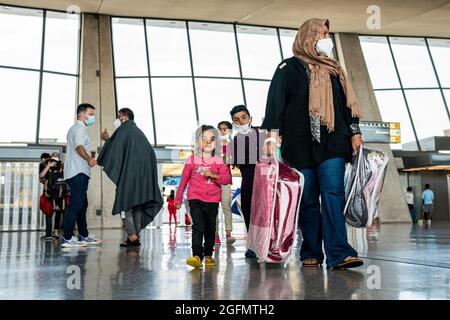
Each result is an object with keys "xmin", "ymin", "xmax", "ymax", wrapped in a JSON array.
[
  {"xmin": 237, "ymin": 26, "xmax": 281, "ymax": 80},
  {"xmin": 189, "ymin": 22, "xmax": 240, "ymax": 77},
  {"xmin": 360, "ymin": 35, "xmax": 450, "ymax": 151},
  {"xmin": 405, "ymin": 90, "xmax": 450, "ymax": 148},
  {"xmin": 0, "ymin": 6, "xmax": 43, "ymax": 69},
  {"xmin": 0, "ymin": 68, "xmax": 40, "ymax": 142},
  {"xmin": 0, "ymin": 6, "xmax": 80, "ymax": 144},
  {"xmin": 279, "ymin": 29, "xmax": 296, "ymax": 59},
  {"xmin": 427, "ymin": 38, "xmax": 450, "ymax": 87},
  {"xmin": 112, "ymin": 18, "xmax": 317, "ymax": 146},
  {"xmin": 195, "ymin": 78, "xmax": 244, "ymax": 126},
  {"xmin": 244, "ymin": 80, "xmax": 271, "ymax": 126},
  {"xmin": 374, "ymin": 90, "xmax": 417, "ymax": 149},
  {"xmin": 390, "ymin": 37, "xmax": 438, "ymax": 88},
  {"xmin": 115, "ymin": 78, "xmax": 155, "ymax": 143},
  {"xmin": 39, "ymin": 73, "xmax": 78, "ymax": 142},
  {"xmin": 151, "ymin": 78, "xmax": 197, "ymax": 146},
  {"xmin": 146, "ymin": 20, "xmax": 191, "ymax": 76},
  {"xmin": 359, "ymin": 36, "xmax": 400, "ymax": 89},
  {"xmin": 111, "ymin": 18, "xmax": 147, "ymax": 77}
]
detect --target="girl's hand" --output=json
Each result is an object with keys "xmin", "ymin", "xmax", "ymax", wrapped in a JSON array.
[
  {"xmin": 176, "ymin": 204, "xmax": 181, "ymax": 210},
  {"xmin": 204, "ymin": 170, "xmax": 218, "ymax": 179},
  {"xmin": 351, "ymin": 134, "xmax": 363, "ymax": 154}
]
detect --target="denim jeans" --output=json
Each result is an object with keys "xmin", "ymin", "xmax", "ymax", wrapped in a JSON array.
[
  {"xmin": 299, "ymin": 157, "xmax": 358, "ymax": 268},
  {"xmin": 189, "ymin": 200, "xmax": 219, "ymax": 260},
  {"xmin": 63, "ymin": 173, "xmax": 89, "ymax": 240},
  {"xmin": 407, "ymin": 204, "xmax": 416, "ymax": 222}
]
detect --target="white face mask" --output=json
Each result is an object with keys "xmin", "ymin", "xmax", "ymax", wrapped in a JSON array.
[
  {"xmin": 315, "ymin": 38, "xmax": 334, "ymax": 56},
  {"xmin": 114, "ymin": 119, "xmax": 121, "ymax": 129},
  {"xmin": 219, "ymin": 134, "xmax": 230, "ymax": 141},
  {"xmin": 232, "ymin": 121, "xmax": 252, "ymax": 135}
]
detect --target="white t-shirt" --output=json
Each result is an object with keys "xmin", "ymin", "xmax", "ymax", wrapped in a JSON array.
[
  {"xmin": 64, "ymin": 120, "xmax": 91, "ymax": 180},
  {"xmin": 405, "ymin": 192, "xmax": 414, "ymax": 205}
]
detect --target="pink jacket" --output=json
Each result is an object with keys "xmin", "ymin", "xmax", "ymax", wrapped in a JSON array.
[{"xmin": 175, "ymin": 155, "xmax": 232, "ymax": 204}]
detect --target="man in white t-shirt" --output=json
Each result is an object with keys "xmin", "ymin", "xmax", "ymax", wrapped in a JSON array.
[
  {"xmin": 405, "ymin": 187, "xmax": 416, "ymax": 223},
  {"xmin": 62, "ymin": 103, "xmax": 102, "ymax": 248}
]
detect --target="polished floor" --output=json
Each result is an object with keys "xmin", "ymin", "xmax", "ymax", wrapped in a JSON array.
[{"xmin": 1, "ymin": 221, "xmax": 450, "ymax": 300}]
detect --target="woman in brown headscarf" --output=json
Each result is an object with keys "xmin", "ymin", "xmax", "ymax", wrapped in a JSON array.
[{"xmin": 261, "ymin": 18, "xmax": 364, "ymax": 269}]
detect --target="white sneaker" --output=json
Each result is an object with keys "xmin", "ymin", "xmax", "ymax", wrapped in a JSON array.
[
  {"xmin": 78, "ymin": 235, "xmax": 103, "ymax": 245},
  {"xmin": 61, "ymin": 236, "xmax": 87, "ymax": 248},
  {"xmin": 427, "ymin": 220, "xmax": 432, "ymax": 225},
  {"xmin": 418, "ymin": 220, "xmax": 423, "ymax": 225}
]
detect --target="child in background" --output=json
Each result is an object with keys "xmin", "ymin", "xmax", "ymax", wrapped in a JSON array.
[
  {"xmin": 167, "ymin": 190, "xmax": 178, "ymax": 226},
  {"xmin": 176, "ymin": 125, "xmax": 232, "ymax": 268}
]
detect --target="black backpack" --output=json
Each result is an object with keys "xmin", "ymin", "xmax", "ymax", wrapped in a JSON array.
[{"xmin": 47, "ymin": 168, "xmax": 68, "ymax": 199}]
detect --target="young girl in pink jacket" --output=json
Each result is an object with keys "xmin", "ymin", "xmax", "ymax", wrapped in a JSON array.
[{"xmin": 176, "ymin": 125, "xmax": 232, "ymax": 268}]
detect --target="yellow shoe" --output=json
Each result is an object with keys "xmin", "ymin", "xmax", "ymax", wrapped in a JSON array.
[
  {"xmin": 186, "ymin": 256, "xmax": 203, "ymax": 268},
  {"xmin": 205, "ymin": 256, "xmax": 216, "ymax": 267}
]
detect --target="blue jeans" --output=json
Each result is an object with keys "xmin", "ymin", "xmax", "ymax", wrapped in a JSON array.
[
  {"xmin": 63, "ymin": 173, "xmax": 89, "ymax": 240},
  {"xmin": 299, "ymin": 158, "xmax": 357, "ymax": 268}
]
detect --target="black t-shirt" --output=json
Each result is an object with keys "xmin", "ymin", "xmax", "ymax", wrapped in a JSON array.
[{"xmin": 261, "ymin": 57, "xmax": 359, "ymax": 170}]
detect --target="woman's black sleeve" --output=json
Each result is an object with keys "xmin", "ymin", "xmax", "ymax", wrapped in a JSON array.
[{"xmin": 261, "ymin": 64, "xmax": 288, "ymax": 136}]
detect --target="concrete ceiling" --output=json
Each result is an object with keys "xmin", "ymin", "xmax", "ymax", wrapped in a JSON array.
[{"xmin": 2, "ymin": 0, "xmax": 450, "ymax": 37}]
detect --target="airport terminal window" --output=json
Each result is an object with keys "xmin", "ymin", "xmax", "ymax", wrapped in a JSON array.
[
  {"xmin": 244, "ymin": 80, "xmax": 271, "ymax": 126},
  {"xmin": 0, "ymin": 5, "xmax": 80, "ymax": 144},
  {"xmin": 373, "ymin": 90, "xmax": 417, "ymax": 149},
  {"xmin": 0, "ymin": 68, "xmax": 40, "ymax": 142},
  {"xmin": 115, "ymin": 78, "xmax": 155, "ymax": 144},
  {"xmin": 405, "ymin": 90, "xmax": 450, "ymax": 148},
  {"xmin": 112, "ymin": 17, "xmax": 299, "ymax": 147},
  {"xmin": 189, "ymin": 22, "xmax": 240, "ymax": 77},
  {"xmin": 151, "ymin": 78, "xmax": 197, "ymax": 146},
  {"xmin": 146, "ymin": 20, "xmax": 191, "ymax": 76},
  {"xmin": 39, "ymin": 73, "xmax": 78, "ymax": 142},
  {"xmin": 428, "ymin": 38, "xmax": 450, "ymax": 87},
  {"xmin": 195, "ymin": 78, "xmax": 244, "ymax": 126},
  {"xmin": 390, "ymin": 37, "xmax": 438, "ymax": 88},
  {"xmin": 0, "ymin": 6, "xmax": 43, "ymax": 69},
  {"xmin": 359, "ymin": 36, "xmax": 400, "ymax": 89},
  {"xmin": 236, "ymin": 26, "xmax": 281, "ymax": 80},
  {"xmin": 111, "ymin": 18, "xmax": 147, "ymax": 77},
  {"xmin": 360, "ymin": 35, "xmax": 450, "ymax": 151},
  {"xmin": 43, "ymin": 11, "xmax": 79, "ymax": 74},
  {"xmin": 279, "ymin": 29, "xmax": 297, "ymax": 59}
]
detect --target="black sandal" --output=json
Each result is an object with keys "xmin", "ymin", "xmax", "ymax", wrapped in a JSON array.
[
  {"xmin": 333, "ymin": 257, "xmax": 363, "ymax": 270},
  {"xmin": 120, "ymin": 238, "xmax": 141, "ymax": 247}
]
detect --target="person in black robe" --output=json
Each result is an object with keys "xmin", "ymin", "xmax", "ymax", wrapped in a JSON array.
[
  {"xmin": 261, "ymin": 18, "xmax": 364, "ymax": 269},
  {"xmin": 97, "ymin": 108, "xmax": 163, "ymax": 247},
  {"xmin": 228, "ymin": 105, "xmax": 266, "ymax": 258}
]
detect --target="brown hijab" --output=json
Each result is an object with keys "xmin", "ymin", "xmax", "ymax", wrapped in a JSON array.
[{"xmin": 293, "ymin": 18, "xmax": 361, "ymax": 132}]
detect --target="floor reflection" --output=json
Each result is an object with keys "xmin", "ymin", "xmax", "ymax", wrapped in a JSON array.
[{"xmin": 0, "ymin": 222, "xmax": 450, "ymax": 299}]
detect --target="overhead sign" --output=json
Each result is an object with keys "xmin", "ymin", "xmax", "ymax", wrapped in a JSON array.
[{"xmin": 360, "ymin": 121, "xmax": 401, "ymax": 144}]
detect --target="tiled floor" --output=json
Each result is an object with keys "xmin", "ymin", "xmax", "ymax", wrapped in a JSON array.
[{"xmin": 0, "ymin": 221, "xmax": 449, "ymax": 299}]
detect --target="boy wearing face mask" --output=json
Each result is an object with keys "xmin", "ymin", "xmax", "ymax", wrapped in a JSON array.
[
  {"xmin": 229, "ymin": 105, "xmax": 266, "ymax": 258},
  {"xmin": 62, "ymin": 103, "xmax": 100, "ymax": 248}
]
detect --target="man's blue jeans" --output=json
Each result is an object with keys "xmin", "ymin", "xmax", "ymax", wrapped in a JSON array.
[
  {"xmin": 299, "ymin": 157, "xmax": 357, "ymax": 268},
  {"xmin": 63, "ymin": 173, "xmax": 89, "ymax": 240}
]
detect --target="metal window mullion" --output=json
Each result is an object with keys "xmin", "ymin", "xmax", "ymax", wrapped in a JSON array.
[
  {"xmin": 143, "ymin": 19, "xmax": 159, "ymax": 146},
  {"xmin": 424, "ymin": 37, "xmax": 450, "ymax": 121},
  {"xmin": 75, "ymin": 13, "xmax": 82, "ymax": 107},
  {"xmin": 35, "ymin": 10, "xmax": 47, "ymax": 144},
  {"xmin": 386, "ymin": 36, "xmax": 422, "ymax": 151},
  {"xmin": 185, "ymin": 21, "xmax": 200, "ymax": 125},
  {"xmin": 276, "ymin": 28, "xmax": 284, "ymax": 60},
  {"xmin": 110, "ymin": 17, "xmax": 120, "ymax": 117},
  {"xmin": 233, "ymin": 23, "xmax": 247, "ymax": 106}
]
